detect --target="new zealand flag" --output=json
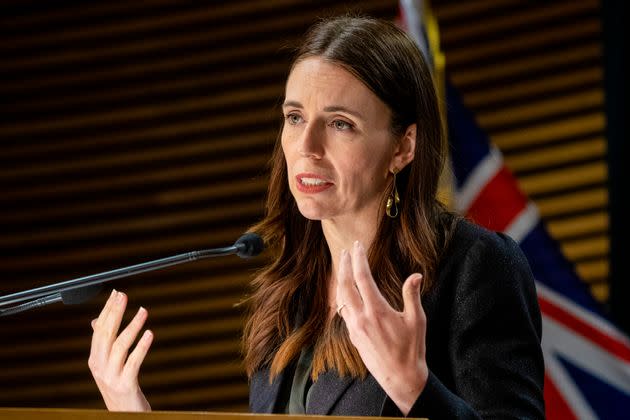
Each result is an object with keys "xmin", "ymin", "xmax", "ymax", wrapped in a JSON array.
[{"xmin": 447, "ymin": 83, "xmax": 630, "ymax": 419}]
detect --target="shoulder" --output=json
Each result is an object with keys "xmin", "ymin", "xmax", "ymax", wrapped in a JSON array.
[
  {"xmin": 439, "ymin": 218, "xmax": 531, "ymax": 279},
  {"xmin": 430, "ymin": 218, "xmax": 539, "ymax": 324},
  {"xmin": 423, "ymin": 219, "xmax": 545, "ymax": 418}
]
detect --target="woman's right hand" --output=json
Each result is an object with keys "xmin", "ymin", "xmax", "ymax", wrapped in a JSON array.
[{"xmin": 88, "ymin": 289, "xmax": 153, "ymax": 412}]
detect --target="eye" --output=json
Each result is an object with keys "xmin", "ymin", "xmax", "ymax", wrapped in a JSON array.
[
  {"xmin": 285, "ymin": 113, "xmax": 303, "ymax": 125},
  {"xmin": 331, "ymin": 119, "xmax": 353, "ymax": 131}
]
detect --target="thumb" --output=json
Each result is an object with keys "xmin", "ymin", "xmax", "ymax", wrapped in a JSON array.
[{"xmin": 402, "ymin": 273, "xmax": 423, "ymax": 319}]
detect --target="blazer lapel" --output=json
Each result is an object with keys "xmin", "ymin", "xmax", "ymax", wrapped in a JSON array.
[
  {"xmin": 249, "ymin": 368, "xmax": 287, "ymax": 413},
  {"xmin": 306, "ymin": 370, "xmax": 355, "ymax": 415}
]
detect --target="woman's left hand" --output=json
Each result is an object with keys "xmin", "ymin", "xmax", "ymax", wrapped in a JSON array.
[{"xmin": 336, "ymin": 241, "xmax": 428, "ymax": 416}]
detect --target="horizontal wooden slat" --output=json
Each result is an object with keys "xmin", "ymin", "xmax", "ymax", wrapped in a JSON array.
[
  {"xmin": 492, "ymin": 112, "xmax": 605, "ymax": 151},
  {"xmin": 464, "ymin": 67, "xmax": 602, "ymax": 108},
  {"xmin": 447, "ymin": 19, "xmax": 600, "ymax": 67},
  {"xmin": 436, "ymin": 0, "xmax": 521, "ymax": 22},
  {"xmin": 442, "ymin": 1, "xmax": 599, "ymax": 45},
  {"xmin": 477, "ymin": 90, "xmax": 603, "ymax": 129},
  {"xmin": 1, "ymin": 225, "xmax": 249, "ymax": 270},
  {"xmin": 576, "ymin": 260, "xmax": 609, "ymax": 282},
  {"xmin": 1, "ymin": 317, "xmax": 245, "ymax": 359},
  {"xmin": 4, "ymin": 114, "xmax": 276, "ymax": 161},
  {"xmin": 3, "ymin": 39, "xmax": 297, "ymax": 98},
  {"xmin": 0, "ymin": 362, "xmax": 244, "ymax": 400},
  {"xmin": 3, "ymin": 154, "xmax": 269, "ymax": 202},
  {"xmin": 2, "ymin": 202, "xmax": 262, "ymax": 247},
  {"xmin": 2, "ymin": 132, "xmax": 274, "ymax": 180},
  {"xmin": 590, "ymin": 283, "xmax": 609, "ymax": 302},
  {"xmin": 3, "ymin": 84, "xmax": 283, "ymax": 137},
  {"xmin": 546, "ymin": 212, "xmax": 608, "ymax": 240},
  {"xmin": 3, "ymin": 0, "xmax": 178, "ymax": 28},
  {"xmin": 0, "ymin": 339, "xmax": 240, "ymax": 379},
  {"xmin": 504, "ymin": 137, "xmax": 606, "ymax": 173},
  {"xmin": 150, "ymin": 383, "xmax": 250, "ymax": 408},
  {"xmin": 534, "ymin": 188, "xmax": 607, "ymax": 219},
  {"xmin": 5, "ymin": 0, "xmax": 327, "ymax": 50},
  {"xmin": 518, "ymin": 161, "xmax": 607, "ymax": 196},
  {"xmin": 9, "ymin": 62, "xmax": 288, "ymax": 114},
  {"xmin": 451, "ymin": 43, "xmax": 601, "ymax": 88},
  {"xmin": 561, "ymin": 235, "xmax": 609, "ymax": 261}
]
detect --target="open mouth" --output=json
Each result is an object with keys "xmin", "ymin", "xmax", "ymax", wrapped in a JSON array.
[
  {"xmin": 296, "ymin": 173, "xmax": 333, "ymax": 193},
  {"xmin": 299, "ymin": 177, "xmax": 328, "ymax": 186}
]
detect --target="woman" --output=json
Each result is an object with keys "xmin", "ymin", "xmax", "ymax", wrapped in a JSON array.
[{"xmin": 89, "ymin": 16, "xmax": 545, "ymax": 419}]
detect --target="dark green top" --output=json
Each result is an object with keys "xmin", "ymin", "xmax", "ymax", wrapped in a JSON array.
[{"xmin": 278, "ymin": 347, "xmax": 314, "ymax": 414}]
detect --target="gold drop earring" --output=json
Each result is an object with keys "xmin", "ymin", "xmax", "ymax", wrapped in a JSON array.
[{"xmin": 386, "ymin": 169, "xmax": 400, "ymax": 218}]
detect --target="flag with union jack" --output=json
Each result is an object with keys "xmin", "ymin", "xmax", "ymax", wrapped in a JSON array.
[{"xmin": 399, "ymin": 1, "xmax": 630, "ymax": 418}]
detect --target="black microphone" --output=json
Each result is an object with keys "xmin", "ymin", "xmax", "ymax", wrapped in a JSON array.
[
  {"xmin": 0, "ymin": 233, "xmax": 264, "ymax": 316},
  {"xmin": 234, "ymin": 232, "xmax": 264, "ymax": 258}
]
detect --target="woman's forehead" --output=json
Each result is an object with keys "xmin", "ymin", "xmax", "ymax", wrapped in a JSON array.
[{"xmin": 284, "ymin": 57, "xmax": 390, "ymax": 120}]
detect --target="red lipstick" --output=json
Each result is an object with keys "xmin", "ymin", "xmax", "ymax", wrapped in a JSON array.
[{"xmin": 296, "ymin": 173, "xmax": 333, "ymax": 193}]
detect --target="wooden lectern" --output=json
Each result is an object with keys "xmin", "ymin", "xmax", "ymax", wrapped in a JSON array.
[{"xmin": 0, "ymin": 408, "xmax": 425, "ymax": 420}]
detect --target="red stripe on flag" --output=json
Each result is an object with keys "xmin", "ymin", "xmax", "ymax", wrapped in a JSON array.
[
  {"xmin": 544, "ymin": 374, "xmax": 578, "ymax": 420},
  {"xmin": 540, "ymin": 296, "xmax": 630, "ymax": 363},
  {"xmin": 466, "ymin": 166, "xmax": 528, "ymax": 232}
]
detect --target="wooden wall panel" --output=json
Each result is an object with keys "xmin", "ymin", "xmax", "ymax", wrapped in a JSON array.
[{"xmin": 1, "ymin": 0, "xmax": 398, "ymax": 411}]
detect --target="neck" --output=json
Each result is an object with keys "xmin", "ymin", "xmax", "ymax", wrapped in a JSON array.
[{"xmin": 321, "ymin": 208, "xmax": 381, "ymax": 307}]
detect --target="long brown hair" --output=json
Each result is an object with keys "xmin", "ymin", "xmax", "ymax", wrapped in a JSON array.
[{"xmin": 242, "ymin": 16, "xmax": 456, "ymax": 380}]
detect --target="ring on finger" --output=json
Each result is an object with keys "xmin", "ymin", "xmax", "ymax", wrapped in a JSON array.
[{"xmin": 336, "ymin": 303, "xmax": 347, "ymax": 315}]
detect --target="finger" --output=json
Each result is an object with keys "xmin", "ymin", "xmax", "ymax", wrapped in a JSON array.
[
  {"xmin": 122, "ymin": 329, "xmax": 154, "ymax": 381},
  {"xmin": 91, "ymin": 291, "xmax": 128, "ymax": 363},
  {"xmin": 109, "ymin": 307, "xmax": 149, "ymax": 371},
  {"xmin": 101, "ymin": 291, "xmax": 128, "ymax": 338},
  {"xmin": 336, "ymin": 248, "xmax": 362, "ymax": 316},
  {"xmin": 402, "ymin": 274, "xmax": 424, "ymax": 320},
  {"xmin": 89, "ymin": 290, "xmax": 121, "ymax": 364},
  {"xmin": 94, "ymin": 289, "xmax": 118, "ymax": 328},
  {"xmin": 351, "ymin": 241, "xmax": 386, "ymax": 310}
]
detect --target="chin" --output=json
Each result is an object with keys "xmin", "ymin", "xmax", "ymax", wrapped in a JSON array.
[{"xmin": 295, "ymin": 201, "xmax": 330, "ymax": 221}]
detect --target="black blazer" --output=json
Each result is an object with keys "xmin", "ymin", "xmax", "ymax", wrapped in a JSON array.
[{"xmin": 249, "ymin": 220, "xmax": 545, "ymax": 419}]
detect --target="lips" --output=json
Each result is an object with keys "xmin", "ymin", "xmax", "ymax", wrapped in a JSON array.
[{"xmin": 296, "ymin": 173, "xmax": 334, "ymax": 193}]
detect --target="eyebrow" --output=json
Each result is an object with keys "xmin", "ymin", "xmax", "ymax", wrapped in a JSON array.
[{"xmin": 282, "ymin": 101, "xmax": 365, "ymax": 120}]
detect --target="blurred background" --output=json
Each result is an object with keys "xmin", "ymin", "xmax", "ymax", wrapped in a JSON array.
[{"xmin": 1, "ymin": 0, "xmax": 622, "ymax": 413}]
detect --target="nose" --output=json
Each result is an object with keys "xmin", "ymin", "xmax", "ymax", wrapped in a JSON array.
[{"xmin": 297, "ymin": 121, "xmax": 324, "ymax": 159}]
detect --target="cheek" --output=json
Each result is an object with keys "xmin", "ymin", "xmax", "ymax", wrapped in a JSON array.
[
  {"xmin": 338, "ymin": 153, "xmax": 383, "ymax": 191},
  {"xmin": 348, "ymin": 150, "xmax": 391, "ymax": 194},
  {"xmin": 280, "ymin": 136, "xmax": 294, "ymax": 170}
]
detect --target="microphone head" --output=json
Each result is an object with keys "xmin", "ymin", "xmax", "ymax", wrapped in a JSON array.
[{"xmin": 234, "ymin": 232, "xmax": 264, "ymax": 258}]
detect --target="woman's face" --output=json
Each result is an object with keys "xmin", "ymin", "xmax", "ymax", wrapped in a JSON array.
[{"xmin": 281, "ymin": 57, "xmax": 400, "ymax": 223}]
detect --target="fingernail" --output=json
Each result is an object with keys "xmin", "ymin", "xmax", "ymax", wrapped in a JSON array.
[
  {"xmin": 138, "ymin": 306, "xmax": 146, "ymax": 315},
  {"xmin": 415, "ymin": 274, "xmax": 423, "ymax": 286},
  {"xmin": 354, "ymin": 240, "xmax": 360, "ymax": 250},
  {"xmin": 116, "ymin": 291, "xmax": 124, "ymax": 302},
  {"xmin": 341, "ymin": 249, "xmax": 347, "ymax": 258},
  {"xmin": 110, "ymin": 289, "xmax": 116, "ymax": 298}
]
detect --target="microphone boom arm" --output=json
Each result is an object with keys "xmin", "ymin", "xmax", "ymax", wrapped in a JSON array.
[{"xmin": 0, "ymin": 245, "xmax": 240, "ymax": 308}]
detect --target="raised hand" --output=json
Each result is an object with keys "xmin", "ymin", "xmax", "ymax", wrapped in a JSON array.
[
  {"xmin": 88, "ymin": 289, "xmax": 153, "ymax": 411},
  {"xmin": 336, "ymin": 241, "xmax": 428, "ymax": 416}
]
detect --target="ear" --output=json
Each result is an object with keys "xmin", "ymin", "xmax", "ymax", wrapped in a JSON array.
[{"xmin": 390, "ymin": 124, "xmax": 416, "ymax": 172}]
